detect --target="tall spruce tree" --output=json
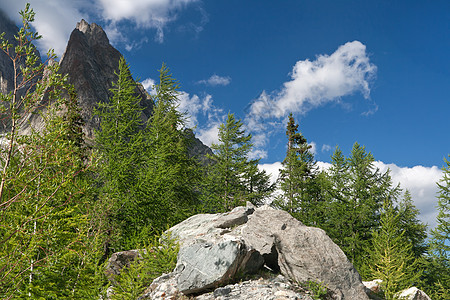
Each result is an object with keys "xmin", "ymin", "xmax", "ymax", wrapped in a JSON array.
[
  {"xmin": 345, "ymin": 142, "xmax": 399, "ymax": 274},
  {"xmin": 94, "ymin": 57, "xmax": 145, "ymax": 252},
  {"xmin": 397, "ymin": 190, "xmax": 428, "ymax": 259},
  {"xmin": 135, "ymin": 63, "xmax": 201, "ymax": 236},
  {"xmin": 203, "ymin": 113, "xmax": 273, "ymax": 212},
  {"xmin": 95, "ymin": 61, "xmax": 201, "ymax": 251},
  {"xmin": 274, "ymin": 113, "xmax": 321, "ymax": 225},
  {"xmin": 319, "ymin": 146, "xmax": 352, "ymax": 248}
]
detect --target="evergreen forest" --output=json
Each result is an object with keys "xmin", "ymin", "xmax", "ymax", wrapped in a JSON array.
[{"xmin": 0, "ymin": 5, "xmax": 448, "ymax": 300}]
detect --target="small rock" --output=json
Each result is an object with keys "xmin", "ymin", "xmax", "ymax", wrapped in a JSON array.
[
  {"xmin": 396, "ymin": 287, "xmax": 432, "ymax": 300},
  {"xmin": 214, "ymin": 287, "xmax": 232, "ymax": 297}
]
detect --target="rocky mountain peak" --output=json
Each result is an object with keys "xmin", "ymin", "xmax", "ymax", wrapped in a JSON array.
[{"xmin": 58, "ymin": 19, "xmax": 152, "ymax": 140}]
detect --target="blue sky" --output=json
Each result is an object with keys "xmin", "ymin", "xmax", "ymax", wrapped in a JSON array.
[{"xmin": 1, "ymin": 0, "xmax": 449, "ymax": 228}]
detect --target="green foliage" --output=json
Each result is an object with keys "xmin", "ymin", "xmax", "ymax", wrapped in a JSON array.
[
  {"xmin": 397, "ymin": 190, "xmax": 428, "ymax": 259},
  {"xmin": 94, "ymin": 56, "xmax": 146, "ymax": 252},
  {"xmin": 431, "ymin": 156, "xmax": 450, "ymax": 260},
  {"xmin": 0, "ymin": 4, "xmax": 101, "ymax": 299},
  {"xmin": 139, "ymin": 63, "xmax": 201, "ymax": 227},
  {"xmin": 202, "ymin": 113, "xmax": 273, "ymax": 212},
  {"xmin": 95, "ymin": 60, "xmax": 200, "ymax": 252},
  {"xmin": 110, "ymin": 233, "xmax": 179, "ymax": 300},
  {"xmin": 425, "ymin": 156, "xmax": 450, "ymax": 299},
  {"xmin": 368, "ymin": 199, "xmax": 422, "ymax": 300},
  {"xmin": 273, "ymin": 113, "xmax": 322, "ymax": 226},
  {"xmin": 319, "ymin": 144, "xmax": 401, "ymax": 275},
  {"xmin": 304, "ymin": 280, "xmax": 329, "ymax": 300}
]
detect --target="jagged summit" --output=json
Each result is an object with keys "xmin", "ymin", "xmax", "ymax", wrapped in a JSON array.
[
  {"xmin": 75, "ymin": 19, "xmax": 109, "ymax": 44},
  {"xmin": 59, "ymin": 19, "xmax": 153, "ymax": 140}
]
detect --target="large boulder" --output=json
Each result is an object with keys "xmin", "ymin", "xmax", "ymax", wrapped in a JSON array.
[{"xmin": 165, "ymin": 204, "xmax": 369, "ymax": 299}]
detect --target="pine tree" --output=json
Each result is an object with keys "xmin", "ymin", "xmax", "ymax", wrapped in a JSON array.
[
  {"xmin": 319, "ymin": 146, "xmax": 352, "ymax": 249},
  {"xmin": 397, "ymin": 190, "xmax": 428, "ymax": 259},
  {"xmin": 274, "ymin": 113, "xmax": 320, "ymax": 225},
  {"xmin": 369, "ymin": 199, "xmax": 421, "ymax": 300},
  {"xmin": 94, "ymin": 56, "xmax": 146, "ymax": 252},
  {"xmin": 242, "ymin": 160, "xmax": 274, "ymax": 207},
  {"xmin": 319, "ymin": 144, "xmax": 401, "ymax": 277},
  {"xmin": 95, "ymin": 61, "xmax": 202, "ymax": 251},
  {"xmin": 203, "ymin": 113, "xmax": 273, "ymax": 212},
  {"xmin": 346, "ymin": 143, "xmax": 399, "ymax": 274},
  {"xmin": 134, "ymin": 63, "xmax": 201, "ymax": 237}
]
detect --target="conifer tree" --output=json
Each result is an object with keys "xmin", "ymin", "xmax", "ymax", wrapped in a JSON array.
[
  {"xmin": 274, "ymin": 113, "xmax": 320, "ymax": 225},
  {"xmin": 345, "ymin": 142, "xmax": 399, "ymax": 274},
  {"xmin": 319, "ymin": 146, "xmax": 352, "ymax": 248},
  {"xmin": 319, "ymin": 144, "xmax": 401, "ymax": 276},
  {"xmin": 95, "ymin": 61, "xmax": 201, "ymax": 251},
  {"xmin": 94, "ymin": 56, "xmax": 145, "ymax": 252},
  {"xmin": 369, "ymin": 199, "xmax": 421, "ymax": 300},
  {"xmin": 397, "ymin": 190, "xmax": 428, "ymax": 259},
  {"xmin": 134, "ymin": 63, "xmax": 201, "ymax": 236},
  {"xmin": 203, "ymin": 113, "xmax": 273, "ymax": 212}
]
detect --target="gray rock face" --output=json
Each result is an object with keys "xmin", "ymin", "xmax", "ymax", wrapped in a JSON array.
[
  {"xmin": 0, "ymin": 16, "xmax": 151, "ymax": 138},
  {"xmin": 1, "ymin": 15, "xmax": 213, "ymax": 160},
  {"xmin": 184, "ymin": 128, "xmax": 214, "ymax": 165},
  {"xmin": 241, "ymin": 208, "xmax": 367, "ymax": 299},
  {"xmin": 176, "ymin": 237, "xmax": 252, "ymax": 294},
  {"xmin": 163, "ymin": 204, "xmax": 370, "ymax": 299}
]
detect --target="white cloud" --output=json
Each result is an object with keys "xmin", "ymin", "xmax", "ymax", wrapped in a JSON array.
[
  {"xmin": 322, "ymin": 144, "xmax": 333, "ymax": 153},
  {"xmin": 178, "ymin": 92, "xmax": 204, "ymax": 128},
  {"xmin": 249, "ymin": 149, "xmax": 268, "ymax": 160},
  {"xmin": 176, "ymin": 91, "xmax": 224, "ymax": 145},
  {"xmin": 141, "ymin": 78, "xmax": 156, "ymax": 95},
  {"xmin": 259, "ymin": 160, "xmax": 442, "ymax": 230},
  {"xmin": 97, "ymin": 0, "xmax": 199, "ymax": 43},
  {"xmin": 198, "ymin": 74, "xmax": 232, "ymax": 86},
  {"xmin": 259, "ymin": 162, "xmax": 283, "ymax": 185},
  {"xmin": 0, "ymin": 0, "xmax": 90, "ymax": 56},
  {"xmin": 374, "ymin": 161, "xmax": 442, "ymax": 229},
  {"xmin": 245, "ymin": 41, "xmax": 376, "ymax": 153},
  {"xmin": 309, "ymin": 142, "xmax": 317, "ymax": 155},
  {"xmin": 125, "ymin": 36, "xmax": 149, "ymax": 51},
  {"xmin": 197, "ymin": 122, "xmax": 220, "ymax": 146},
  {"xmin": 249, "ymin": 41, "xmax": 376, "ymax": 119}
]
